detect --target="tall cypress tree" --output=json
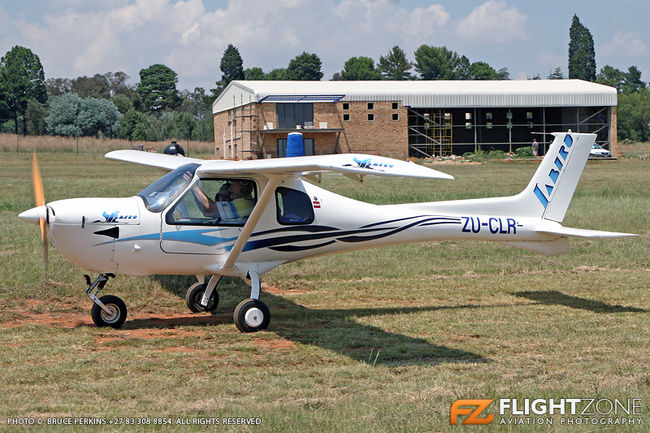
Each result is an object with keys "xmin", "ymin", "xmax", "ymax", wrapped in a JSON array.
[
  {"xmin": 212, "ymin": 44, "xmax": 245, "ymax": 98},
  {"xmin": 568, "ymin": 15, "xmax": 596, "ymax": 81}
]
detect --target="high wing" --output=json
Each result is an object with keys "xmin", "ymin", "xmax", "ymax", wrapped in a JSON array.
[
  {"xmin": 105, "ymin": 151, "xmax": 454, "ymax": 181},
  {"xmin": 196, "ymin": 153, "xmax": 454, "ymax": 181},
  {"xmin": 105, "ymin": 150, "xmax": 209, "ymax": 171}
]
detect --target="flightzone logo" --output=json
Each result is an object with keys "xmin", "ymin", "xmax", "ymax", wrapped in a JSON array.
[
  {"xmin": 450, "ymin": 398, "xmax": 643, "ymax": 426},
  {"xmin": 533, "ymin": 133, "xmax": 573, "ymax": 209}
]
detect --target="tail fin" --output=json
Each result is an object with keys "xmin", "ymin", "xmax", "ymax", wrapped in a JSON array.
[
  {"xmin": 518, "ymin": 132, "xmax": 594, "ymax": 222},
  {"xmin": 424, "ymin": 132, "xmax": 595, "ymax": 220}
]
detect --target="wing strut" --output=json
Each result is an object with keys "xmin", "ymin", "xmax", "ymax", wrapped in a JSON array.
[{"xmin": 219, "ymin": 175, "xmax": 282, "ymax": 273}]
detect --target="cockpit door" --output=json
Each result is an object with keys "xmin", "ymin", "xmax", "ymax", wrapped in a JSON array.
[{"xmin": 160, "ymin": 178, "xmax": 256, "ymax": 255}]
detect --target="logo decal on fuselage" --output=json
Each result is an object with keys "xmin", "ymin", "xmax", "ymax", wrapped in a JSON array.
[
  {"xmin": 93, "ymin": 211, "xmax": 137, "ymax": 223},
  {"xmin": 533, "ymin": 134, "xmax": 573, "ymax": 208}
]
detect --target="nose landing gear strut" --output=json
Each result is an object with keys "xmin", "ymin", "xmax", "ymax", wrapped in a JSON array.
[{"xmin": 85, "ymin": 273, "xmax": 127, "ymax": 328}]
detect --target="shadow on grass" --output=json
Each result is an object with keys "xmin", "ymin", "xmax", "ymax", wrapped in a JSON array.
[
  {"xmin": 512, "ymin": 290, "xmax": 648, "ymax": 313},
  {"xmin": 146, "ymin": 275, "xmax": 490, "ymax": 367}
]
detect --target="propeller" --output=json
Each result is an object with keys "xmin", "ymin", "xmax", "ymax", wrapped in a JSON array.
[{"xmin": 31, "ymin": 151, "xmax": 49, "ymax": 269}]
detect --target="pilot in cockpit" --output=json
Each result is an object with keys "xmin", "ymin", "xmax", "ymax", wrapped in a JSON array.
[{"xmin": 184, "ymin": 172, "xmax": 254, "ymax": 222}]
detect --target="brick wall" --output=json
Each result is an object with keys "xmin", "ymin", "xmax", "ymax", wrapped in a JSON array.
[
  {"xmin": 338, "ymin": 101, "xmax": 407, "ymax": 159},
  {"xmin": 213, "ymin": 100, "xmax": 409, "ymax": 160}
]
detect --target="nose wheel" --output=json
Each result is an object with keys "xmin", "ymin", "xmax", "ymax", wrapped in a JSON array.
[
  {"xmin": 91, "ymin": 295, "xmax": 127, "ymax": 328},
  {"xmin": 85, "ymin": 273, "xmax": 127, "ymax": 329}
]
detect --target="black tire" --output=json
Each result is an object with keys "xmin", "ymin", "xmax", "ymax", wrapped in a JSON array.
[
  {"xmin": 233, "ymin": 299, "xmax": 270, "ymax": 333},
  {"xmin": 91, "ymin": 295, "xmax": 127, "ymax": 329},
  {"xmin": 185, "ymin": 282, "xmax": 218, "ymax": 313}
]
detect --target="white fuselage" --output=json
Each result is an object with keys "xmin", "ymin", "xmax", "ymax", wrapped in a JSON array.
[{"xmin": 46, "ymin": 175, "xmax": 558, "ymax": 279}]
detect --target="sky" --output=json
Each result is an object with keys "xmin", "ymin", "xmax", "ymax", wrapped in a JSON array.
[{"xmin": 0, "ymin": 0, "xmax": 649, "ymax": 91}]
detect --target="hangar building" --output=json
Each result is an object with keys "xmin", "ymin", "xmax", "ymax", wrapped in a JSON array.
[{"xmin": 212, "ymin": 80, "xmax": 618, "ymax": 160}]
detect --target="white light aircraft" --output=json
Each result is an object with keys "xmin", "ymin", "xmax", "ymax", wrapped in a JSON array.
[{"xmin": 19, "ymin": 133, "xmax": 635, "ymax": 332}]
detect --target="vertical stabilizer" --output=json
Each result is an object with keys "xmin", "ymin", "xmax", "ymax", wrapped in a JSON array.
[{"xmin": 519, "ymin": 132, "xmax": 595, "ymax": 222}]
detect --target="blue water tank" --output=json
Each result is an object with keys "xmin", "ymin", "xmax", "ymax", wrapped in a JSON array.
[{"xmin": 286, "ymin": 132, "xmax": 304, "ymax": 157}]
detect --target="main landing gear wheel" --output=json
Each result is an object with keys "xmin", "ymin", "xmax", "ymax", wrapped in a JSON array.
[
  {"xmin": 185, "ymin": 282, "xmax": 218, "ymax": 313},
  {"xmin": 233, "ymin": 299, "xmax": 270, "ymax": 333},
  {"xmin": 90, "ymin": 295, "xmax": 127, "ymax": 328}
]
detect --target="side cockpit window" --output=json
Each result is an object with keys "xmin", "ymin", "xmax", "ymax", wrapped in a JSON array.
[
  {"xmin": 166, "ymin": 178, "xmax": 257, "ymax": 226},
  {"xmin": 275, "ymin": 187, "xmax": 314, "ymax": 225}
]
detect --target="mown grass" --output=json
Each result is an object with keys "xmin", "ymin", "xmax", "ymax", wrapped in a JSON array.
[{"xmin": 0, "ymin": 148, "xmax": 648, "ymax": 432}]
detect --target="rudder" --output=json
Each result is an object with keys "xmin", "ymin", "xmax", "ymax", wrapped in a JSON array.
[{"xmin": 521, "ymin": 133, "xmax": 595, "ymax": 222}]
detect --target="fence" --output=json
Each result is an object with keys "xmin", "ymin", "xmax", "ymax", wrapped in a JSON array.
[{"xmin": 0, "ymin": 134, "xmax": 215, "ymax": 156}]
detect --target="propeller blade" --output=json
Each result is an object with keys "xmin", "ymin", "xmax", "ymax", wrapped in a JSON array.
[
  {"xmin": 32, "ymin": 151, "xmax": 49, "ymax": 270},
  {"xmin": 39, "ymin": 217, "xmax": 49, "ymax": 268},
  {"xmin": 32, "ymin": 151, "xmax": 44, "ymax": 207}
]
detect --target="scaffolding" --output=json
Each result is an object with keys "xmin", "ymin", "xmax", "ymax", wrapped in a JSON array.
[{"xmin": 408, "ymin": 109, "xmax": 453, "ymax": 157}]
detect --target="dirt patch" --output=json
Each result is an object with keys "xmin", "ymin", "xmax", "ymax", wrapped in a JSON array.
[
  {"xmin": 263, "ymin": 284, "xmax": 311, "ymax": 295},
  {"xmin": 1, "ymin": 300, "xmax": 222, "ymax": 331},
  {"xmin": 255, "ymin": 338, "xmax": 297, "ymax": 351},
  {"xmin": 571, "ymin": 265, "xmax": 610, "ymax": 273}
]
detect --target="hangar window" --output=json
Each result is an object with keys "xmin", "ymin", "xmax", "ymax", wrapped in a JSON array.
[
  {"xmin": 367, "ymin": 102, "xmax": 374, "ymax": 110},
  {"xmin": 342, "ymin": 102, "xmax": 350, "ymax": 110},
  {"xmin": 275, "ymin": 187, "xmax": 314, "ymax": 225},
  {"xmin": 367, "ymin": 113, "xmax": 375, "ymax": 121},
  {"xmin": 392, "ymin": 102, "xmax": 399, "ymax": 110},
  {"xmin": 343, "ymin": 113, "xmax": 350, "ymax": 121},
  {"xmin": 392, "ymin": 113, "xmax": 399, "ymax": 121}
]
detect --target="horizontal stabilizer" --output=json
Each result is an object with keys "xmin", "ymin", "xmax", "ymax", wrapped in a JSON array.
[{"xmin": 537, "ymin": 226, "xmax": 637, "ymax": 239}]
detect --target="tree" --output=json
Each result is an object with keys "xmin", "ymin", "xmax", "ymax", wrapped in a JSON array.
[
  {"xmin": 174, "ymin": 112, "xmax": 196, "ymax": 140},
  {"xmin": 548, "ymin": 67, "xmax": 565, "ymax": 80},
  {"xmin": 45, "ymin": 77, "xmax": 72, "ymax": 96},
  {"xmin": 70, "ymin": 74, "xmax": 110, "ymax": 99},
  {"xmin": 212, "ymin": 44, "xmax": 245, "ymax": 97},
  {"xmin": 25, "ymin": 99, "xmax": 48, "ymax": 135},
  {"xmin": 135, "ymin": 64, "xmax": 179, "ymax": 115},
  {"xmin": 286, "ymin": 52, "xmax": 323, "ymax": 80},
  {"xmin": 495, "ymin": 67, "xmax": 510, "ymax": 80},
  {"xmin": 617, "ymin": 89, "xmax": 650, "ymax": 142},
  {"xmin": 414, "ymin": 45, "xmax": 470, "ymax": 80},
  {"xmin": 568, "ymin": 15, "xmax": 596, "ymax": 81},
  {"xmin": 265, "ymin": 68, "xmax": 287, "ymax": 80},
  {"xmin": 0, "ymin": 46, "xmax": 47, "ymax": 135},
  {"xmin": 45, "ymin": 93, "xmax": 83, "ymax": 137},
  {"xmin": 45, "ymin": 93, "xmax": 121, "ymax": 138},
  {"xmin": 623, "ymin": 66, "xmax": 646, "ymax": 93},
  {"xmin": 597, "ymin": 65, "xmax": 625, "ymax": 93},
  {"xmin": 466, "ymin": 62, "xmax": 498, "ymax": 80},
  {"xmin": 244, "ymin": 67, "xmax": 265, "ymax": 80},
  {"xmin": 340, "ymin": 57, "xmax": 381, "ymax": 80},
  {"xmin": 220, "ymin": 44, "xmax": 244, "ymax": 85},
  {"xmin": 111, "ymin": 94, "xmax": 132, "ymax": 115},
  {"xmin": 76, "ymin": 97, "xmax": 121, "ymax": 137},
  {"xmin": 178, "ymin": 87, "xmax": 209, "ymax": 119},
  {"xmin": 378, "ymin": 46, "xmax": 413, "ymax": 80},
  {"xmin": 104, "ymin": 71, "xmax": 132, "ymax": 97},
  {"xmin": 119, "ymin": 108, "xmax": 149, "ymax": 141}
]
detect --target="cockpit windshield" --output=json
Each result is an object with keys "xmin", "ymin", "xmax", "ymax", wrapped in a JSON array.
[{"xmin": 137, "ymin": 163, "xmax": 200, "ymax": 212}]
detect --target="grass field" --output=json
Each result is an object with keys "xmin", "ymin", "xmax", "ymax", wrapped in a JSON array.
[{"xmin": 0, "ymin": 146, "xmax": 648, "ymax": 432}]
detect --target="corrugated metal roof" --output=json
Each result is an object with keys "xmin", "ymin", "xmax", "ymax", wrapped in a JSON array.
[{"xmin": 212, "ymin": 80, "xmax": 617, "ymax": 114}]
